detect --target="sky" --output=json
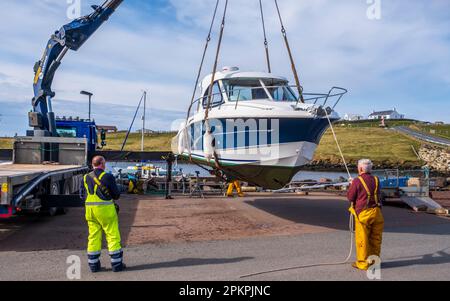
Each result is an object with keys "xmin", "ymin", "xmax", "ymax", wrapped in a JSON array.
[{"xmin": 0, "ymin": 0, "xmax": 449, "ymax": 136}]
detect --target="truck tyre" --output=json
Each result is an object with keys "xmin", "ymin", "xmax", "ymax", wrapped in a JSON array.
[
  {"xmin": 46, "ymin": 182, "xmax": 60, "ymax": 217},
  {"xmin": 57, "ymin": 182, "xmax": 71, "ymax": 215}
]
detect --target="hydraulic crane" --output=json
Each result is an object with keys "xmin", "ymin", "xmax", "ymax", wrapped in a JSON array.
[
  {"xmin": 29, "ymin": 0, "xmax": 123, "ymax": 139},
  {"xmin": 0, "ymin": 0, "xmax": 124, "ymax": 219}
]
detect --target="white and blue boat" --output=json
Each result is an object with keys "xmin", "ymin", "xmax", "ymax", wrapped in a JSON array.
[{"xmin": 173, "ymin": 67, "xmax": 346, "ymax": 189}]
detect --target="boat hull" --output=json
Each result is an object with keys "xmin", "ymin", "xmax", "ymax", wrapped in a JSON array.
[
  {"xmin": 175, "ymin": 116, "xmax": 334, "ymax": 189},
  {"xmin": 181, "ymin": 140, "xmax": 318, "ymax": 189}
]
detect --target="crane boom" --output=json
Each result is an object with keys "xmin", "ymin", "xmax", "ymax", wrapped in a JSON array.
[{"xmin": 30, "ymin": 0, "xmax": 124, "ymax": 137}]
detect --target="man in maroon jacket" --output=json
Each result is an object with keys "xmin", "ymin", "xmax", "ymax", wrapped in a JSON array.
[{"xmin": 347, "ymin": 159, "xmax": 384, "ymax": 271}]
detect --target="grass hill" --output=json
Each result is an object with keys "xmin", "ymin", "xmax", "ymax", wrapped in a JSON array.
[{"xmin": 1, "ymin": 119, "xmax": 447, "ymax": 167}]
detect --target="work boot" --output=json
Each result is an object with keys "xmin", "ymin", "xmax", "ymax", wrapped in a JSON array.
[
  {"xmin": 88, "ymin": 252, "xmax": 102, "ymax": 273},
  {"xmin": 113, "ymin": 263, "xmax": 126, "ymax": 273},
  {"xmin": 110, "ymin": 249, "xmax": 125, "ymax": 272},
  {"xmin": 89, "ymin": 262, "xmax": 102, "ymax": 273}
]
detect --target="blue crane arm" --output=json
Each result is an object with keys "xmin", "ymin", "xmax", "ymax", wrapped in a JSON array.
[{"xmin": 31, "ymin": 0, "xmax": 123, "ymax": 136}]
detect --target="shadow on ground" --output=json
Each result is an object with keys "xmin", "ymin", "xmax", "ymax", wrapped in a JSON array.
[
  {"xmin": 384, "ymin": 248, "xmax": 450, "ymax": 269},
  {"xmin": 126, "ymin": 257, "xmax": 253, "ymax": 272},
  {"xmin": 0, "ymin": 196, "xmax": 139, "ymax": 252},
  {"xmin": 245, "ymin": 196, "xmax": 450, "ymax": 234}
]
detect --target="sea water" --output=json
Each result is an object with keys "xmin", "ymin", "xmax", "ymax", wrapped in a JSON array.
[{"xmin": 107, "ymin": 161, "xmax": 355, "ymax": 182}]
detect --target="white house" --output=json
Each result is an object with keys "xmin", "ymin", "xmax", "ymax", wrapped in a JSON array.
[
  {"xmin": 343, "ymin": 113, "xmax": 364, "ymax": 121},
  {"xmin": 368, "ymin": 109, "xmax": 405, "ymax": 120}
]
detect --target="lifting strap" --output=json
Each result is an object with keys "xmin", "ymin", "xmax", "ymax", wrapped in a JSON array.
[
  {"xmin": 358, "ymin": 175, "xmax": 380, "ymax": 208},
  {"xmin": 184, "ymin": 0, "xmax": 220, "ymax": 162},
  {"xmin": 204, "ymin": 0, "xmax": 228, "ymax": 121},
  {"xmin": 274, "ymin": 0, "xmax": 305, "ymax": 104},
  {"xmin": 259, "ymin": 0, "xmax": 271, "ymax": 73},
  {"xmin": 187, "ymin": 0, "xmax": 220, "ymax": 119},
  {"xmin": 203, "ymin": 0, "xmax": 229, "ymax": 171}
]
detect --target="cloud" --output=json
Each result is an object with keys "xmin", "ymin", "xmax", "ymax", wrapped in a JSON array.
[
  {"xmin": 0, "ymin": 0, "xmax": 449, "ymax": 137},
  {"xmin": 0, "ymin": 98, "xmax": 185, "ymax": 136}
]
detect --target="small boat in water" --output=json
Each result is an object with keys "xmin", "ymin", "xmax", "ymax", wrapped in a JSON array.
[{"xmin": 173, "ymin": 67, "xmax": 347, "ymax": 189}]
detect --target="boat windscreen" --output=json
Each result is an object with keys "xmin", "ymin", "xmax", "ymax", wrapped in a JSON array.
[
  {"xmin": 266, "ymin": 85, "xmax": 298, "ymax": 102},
  {"xmin": 222, "ymin": 79, "xmax": 268, "ymax": 101},
  {"xmin": 222, "ymin": 78, "xmax": 297, "ymax": 102}
]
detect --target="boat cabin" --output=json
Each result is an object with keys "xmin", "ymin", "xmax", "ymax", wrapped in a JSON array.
[{"xmin": 199, "ymin": 67, "xmax": 299, "ymax": 108}]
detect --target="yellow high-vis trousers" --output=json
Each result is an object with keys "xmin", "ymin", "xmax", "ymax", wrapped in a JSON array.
[
  {"xmin": 227, "ymin": 180, "xmax": 244, "ymax": 197},
  {"xmin": 86, "ymin": 204, "xmax": 122, "ymax": 253},
  {"xmin": 350, "ymin": 207, "xmax": 384, "ymax": 270},
  {"xmin": 84, "ymin": 173, "xmax": 122, "ymax": 254}
]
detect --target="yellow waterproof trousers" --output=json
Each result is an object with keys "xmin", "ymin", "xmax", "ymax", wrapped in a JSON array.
[
  {"xmin": 86, "ymin": 204, "xmax": 122, "ymax": 253},
  {"xmin": 84, "ymin": 173, "xmax": 122, "ymax": 254},
  {"xmin": 227, "ymin": 180, "xmax": 244, "ymax": 197},
  {"xmin": 350, "ymin": 207, "xmax": 384, "ymax": 270}
]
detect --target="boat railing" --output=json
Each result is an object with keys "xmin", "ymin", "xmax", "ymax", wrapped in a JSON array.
[{"xmin": 186, "ymin": 85, "xmax": 347, "ymax": 119}]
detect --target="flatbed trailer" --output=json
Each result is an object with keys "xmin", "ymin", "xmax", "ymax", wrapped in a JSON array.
[{"xmin": 0, "ymin": 137, "xmax": 89, "ymax": 218}]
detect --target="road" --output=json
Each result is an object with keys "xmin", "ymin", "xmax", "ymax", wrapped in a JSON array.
[
  {"xmin": 1, "ymin": 194, "xmax": 450, "ymax": 281},
  {"xmin": 395, "ymin": 126, "xmax": 450, "ymax": 147}
]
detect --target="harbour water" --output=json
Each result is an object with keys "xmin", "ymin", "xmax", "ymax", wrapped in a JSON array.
[
  {"xmin": 0, "ymin": 160, "xmax": 355, "ymax": 181},
  {"xmin": 108, "ymin": 161, "xmax": 356, "ymax": 182},
  {"xmin": 0, "ymin": 160, "xmax": 354, "ymax": 181}
]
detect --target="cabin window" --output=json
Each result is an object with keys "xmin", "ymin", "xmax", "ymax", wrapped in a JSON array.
[
  {"xmin": 202, "ymin": 82, "xmax": 223, "ymax": 108},
  {"xmin": 57, "ymin": 126, "xmax": 77, "ymax": 138},
  {"xmin": 267, "ymin": 85, "xmax": 298, "ymax": 102},
  {"xmin": 223, "ymin": 79, "xmax": 268, "ymax": 101}
]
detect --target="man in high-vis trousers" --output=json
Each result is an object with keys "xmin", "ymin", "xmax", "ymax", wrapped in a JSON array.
[
  {"xmin": 347, "ymin": 159, "xmax": 384, "ymax": 271},
  {"xmin": 81, "ymin": 156, "xmax": 125, "ymax": 273}
]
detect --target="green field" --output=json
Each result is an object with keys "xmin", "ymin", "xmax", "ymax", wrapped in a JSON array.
[
  {"xmin": 104, "ymin": 127, "xmax": 423, "ymax": 166},
  {"xmin": 0, "ymin": 138, "xmax": 13, "ymax": 149},
  {"xmin": 0, "ymin": 125, "xmax": 433, "ymax": 167},
  {"xmin": 315, "ymin": 127, "xmax": 421, "ymax": 165},
  {"xmin": 103, "ymin": 131, "xmax": 175, "ymax": 151}
]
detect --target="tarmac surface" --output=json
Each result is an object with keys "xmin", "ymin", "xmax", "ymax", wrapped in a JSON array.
[
  {"xmin": 1, "ymin": 193, "xmax": 450, "ymax": 281},
  {"xmin": 394, "ymin": 126, "xmax": 450, "ymax": 147}
]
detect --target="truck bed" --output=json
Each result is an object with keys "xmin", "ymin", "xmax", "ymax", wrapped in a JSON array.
[
  {"xmin": 0, "ymin": 164, "xmax": 84, "ymax": 188},
  {"xmin": 0, "ymin": 164, "xmax": 82, "ymax": 177}
]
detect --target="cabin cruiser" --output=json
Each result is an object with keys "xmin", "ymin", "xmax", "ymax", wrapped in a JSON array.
[{"xmin": 172, "ymin": 67, "xmax": 346, "ymax": 189}]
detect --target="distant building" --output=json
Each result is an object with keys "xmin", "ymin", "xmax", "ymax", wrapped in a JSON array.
[
  {"xmin": 435, "ymin": 121, "xmax": 445, "ymax": 125},
  {"xmin": 343, "ymin": 114, "xmax": 364, "ymax": 121},
  {"xmin": 97, "ymin": 125, "xmax": 118, "ymax": 133},
  {"xmin": 368, "ymin": 108, "xmax": 404, "ymax": 120},
  {"xmin": 135, "ymin": 129, "xmax": 156, "ymax": 134}
]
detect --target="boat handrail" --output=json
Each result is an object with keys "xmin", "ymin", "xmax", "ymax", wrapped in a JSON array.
[{"xmin": 187, "ymin": 85, "xmax": 347, "ymax": 118}]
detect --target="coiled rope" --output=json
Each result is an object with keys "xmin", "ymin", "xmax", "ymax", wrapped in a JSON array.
[{"xmin": 240, "ymin": 110, "xmax": 355, "ymax": 279}]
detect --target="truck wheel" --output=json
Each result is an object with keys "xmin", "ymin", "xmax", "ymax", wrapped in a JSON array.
[
  {"xmin": 57, "ymin": 182, "xmax": 71, "ymax": 215},
  {"xmin": 46, "ymin": 183, "xmax": 60, "ymax": 217}
]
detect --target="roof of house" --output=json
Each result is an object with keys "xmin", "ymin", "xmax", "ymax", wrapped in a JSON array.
[
  {"xmin": 97, "ymin": 125, "xmax": 118, "ymax": 131},
  {"xmin": 369, "ymin": 110, "xmax": 397, "ymax": 117}
]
